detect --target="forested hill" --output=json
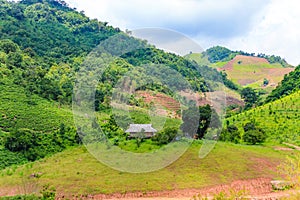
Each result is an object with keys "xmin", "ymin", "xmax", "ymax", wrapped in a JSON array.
[
  {"xmin": 266, "ymin": 65, "xmax": 300, "ymax": 102},
  {"xmin": 0, "ymin": 0, "xmax": 120, "ymax": 64},
  {"xmin": 0, "ymin": 0, "xmax": 238, "ymax": 105}
]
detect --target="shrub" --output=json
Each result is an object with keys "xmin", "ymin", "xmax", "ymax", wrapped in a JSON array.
[
  {"xmin": 243, "ymin": 129, "xmax": 266, "ymax": 145},
  {"xmin": 220, "ymin": 125, "xmax": 241, "ymax": 143}
]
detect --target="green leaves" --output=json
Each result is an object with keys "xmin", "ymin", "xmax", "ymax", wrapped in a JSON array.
[{"xmin": 241, "ymin": 87, "xmax": 258, "ymax": 109}]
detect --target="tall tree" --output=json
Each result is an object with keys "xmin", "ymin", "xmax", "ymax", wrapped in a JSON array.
[{"xmin": 241, "ymin": 87, "xmax": 258, "ymax": 109}]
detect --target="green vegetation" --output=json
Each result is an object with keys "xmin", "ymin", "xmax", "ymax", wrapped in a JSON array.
[
  {"xmin": 225, "ymin": 90, "xmax": 300, "ymax": 145},
  {"xmin": 0, "ymin": 81, "xmax": 78, "ymax": 169},
  {"xmin": 0, "ymin": 0, "xmax": 237, "ymax": 170},
  {"xmin": 203, "ymin": 46, "xmax": 235, "ymax": 63},
  {"xmin": 241, "ymin": 87, "xmax": 258, "ymax": 109},
  {"xmin": 0, "ymin": 0, "xmax": 299, "ymax": 198},
  {"xmin": 181, "ymin": 105, "xmax": 221, "ymax": 139}
]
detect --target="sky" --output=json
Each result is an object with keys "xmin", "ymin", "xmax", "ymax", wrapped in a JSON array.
[{"xmin": 65, "ymin": 0, "xmax": 300, "ymax": 66}]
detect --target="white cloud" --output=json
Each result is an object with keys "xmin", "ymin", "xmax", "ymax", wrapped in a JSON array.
[
  {"xmin": 65, "ymin": 0, "xmax": 300, "ymax": 65},
  {"xmin": 66, "ymin": 0, "xmax": 269, "ymax": 37},
  {"xmin": 224, "ymin": 0, "xmax": 300, "ymax": 65}
]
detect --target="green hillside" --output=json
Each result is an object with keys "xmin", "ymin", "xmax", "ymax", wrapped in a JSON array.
[
  {"xmin": 187, "ymin": 52, "xmax": 294, "ymax": 93},
  {"xmin": 0, "ymin": 81, "xmax": 77, "ymax": 169},
  {"xmin": 202, "ymin": 46, "xmax": 291, "ymax": 68},
  {"xmin": 226, "ymin": 90, "xmax": 300, "ymax": 145},
  {"xmin": 0, "ymin": 83, "xmax": 73, "ymax": 133}
]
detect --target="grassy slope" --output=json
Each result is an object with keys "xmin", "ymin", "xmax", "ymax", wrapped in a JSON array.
[
  {"xmin": 228, "ymin": 90, "xmax": 300, "ymax": 145},
  {"xmin": 0, "ymin": 83, "xmax": 74, "ymax": 133},
  {"xmin": 0, "ymin": 142, "xmax": 291, "ymax": 197},
  {"xmin": 217, "ymin": 56, "xmax": 294, "ymax": 91}
]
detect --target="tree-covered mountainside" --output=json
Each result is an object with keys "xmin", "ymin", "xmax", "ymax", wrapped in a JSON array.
[
  {"xmin": 266, "ymin": 65, "xmax": 300, "ymax": 102},
  {"xmin": 0, "ymin": 0, "xmax": 119, "ymax": 64},
  {"xmin": 0, "ymin": 0, "xmax": 238, "ymax": 105}
]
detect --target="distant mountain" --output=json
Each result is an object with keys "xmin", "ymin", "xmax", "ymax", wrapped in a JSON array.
[
  {"xmin": 187, "ymin": 47, "xmax": 295, "ymax": 95},
  {"xmin": 203, "ymin": 46, "xmax": 292, "ymax": 68},
  {"xmin": 216, "ymin": 55, "xmax": 294, "ymax": 90}
]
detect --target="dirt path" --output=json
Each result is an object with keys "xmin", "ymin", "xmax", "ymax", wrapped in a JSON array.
[
  {"xmin": 93, "ymin": 178, "xmax": 290, "ymax": 200},
  {"xmin": 1, "ymin": 178, "xmax": 297, "ymax": 199},
  {"xmin": 283, "ymin": 142, "xmax": 300, "ymax": 151},
  {"xmin": 112, "ymin": 190, "xmax": 298, "ymax": 200}
]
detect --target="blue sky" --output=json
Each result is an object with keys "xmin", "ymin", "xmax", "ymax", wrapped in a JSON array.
[{"xmin": 65, "ymin": 0, "xmax": 300, "ymax": 65}]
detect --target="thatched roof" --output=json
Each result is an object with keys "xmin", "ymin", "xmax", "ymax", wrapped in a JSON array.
[{"xmin": 125, "ymin": 124, "xmax": 157, "ymax": 133}]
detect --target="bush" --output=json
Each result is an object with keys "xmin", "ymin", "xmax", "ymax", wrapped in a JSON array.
[
  {"xmin": 243, "ymin": 129, "xmax": 266, "ymax": 145},
  {"xmin": 220, "ymin": 125, "xmax": 240, "ymax": 143},
  {"xmin": 152, "ymin": 127, "xmax": 178, "ymax": 145}
]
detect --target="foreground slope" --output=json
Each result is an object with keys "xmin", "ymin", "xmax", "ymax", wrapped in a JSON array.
[{"xmin": 0, "ymin": 142, "xmax": 291, "ymax": 197}]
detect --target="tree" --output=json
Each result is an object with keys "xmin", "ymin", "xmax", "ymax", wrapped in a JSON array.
[
  {"xmin": 198, "ymin": 105, "xmax": 215, "ymax": 139},
  {"xmin": 242, "ymin": 122, "xmax": 266, "ymax": 144},
  {"xmin": 263, "ymin": 78, "xmax": 269, "ymax": 86},
  {"xmin": 220, "ymin": 124, "xmax": 240, "ymax": 143},
  {"xmin": 0, "ymin": 39, "xmax": 19, "ymax": 54},
  {"xmin": 152, "ymin": 127, "xmax": 178, "ymax": 145},
  {"xmin": 181, "ymin": 105, "xmax": 221, "ymax": 139},
  {"xmin": 241, "ymin": 87, "xmax": 258, "ymax": 109},
  {"xmin": 136, "ymin": 128, "xmax": 145, "ymax": 148},
  {"xmin": 180, "ymin": 106, "xmax": 199, "ymax": 138}
]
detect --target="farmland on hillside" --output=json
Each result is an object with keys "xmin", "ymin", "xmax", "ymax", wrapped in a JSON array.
[
  {"xmin": 227, "ymin": 90, "xmax": 300, "ymax": 145},
  {"xmin": 217, "ymin": 55, "xmax": 294, "ymax": 89}
]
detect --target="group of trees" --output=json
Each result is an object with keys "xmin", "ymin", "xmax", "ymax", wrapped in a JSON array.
[
  {"xmin": 180, "ymin": 104, "xmax": 221, "ymax": 139},
  {"xmin": 220, "ymin": 122, "xmax": 266, "ymax": 145},
  {"xmin": 1, "ymin": 0, "xmax": 240, "ymax": 112},
  {"xmin": 1, "ymin": 123, "xmax": 79, "ymax": 169},
  {"xmin": 204, "ymin": 46, "xmax": 290, "ymax": 68},
  {"xmin": 241, "ymin": 87, "xmax": 258, "ymax": 109}
]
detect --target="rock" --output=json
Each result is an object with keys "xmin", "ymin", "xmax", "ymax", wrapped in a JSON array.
[{"xmin": 271, "ymin": 180, "xmax": 293, "ymax": 191}]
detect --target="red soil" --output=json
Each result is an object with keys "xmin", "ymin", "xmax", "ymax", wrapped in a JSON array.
[
  {"xmin": 136, "ymin": 91, "xmax": 181, "ymax": 118},
  {"xmin": 217, "ymin": 55, "xmax": 269, "ymax": 72}
]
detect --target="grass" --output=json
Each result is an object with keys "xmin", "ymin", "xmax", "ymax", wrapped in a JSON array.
[
  {"xmin": 185, "ymin": 53, "xmax": 211, "ymax": 66},
  {"xmin": 0, "ymin": 142, "xmax": 292, "ymax": 197},
  {"xmin": 227, "ymin": 90, "xmax": 300, "ymax": 145},
  {"xmin": 224, "ymin": 61, "xmax": 294, "ymax": 92}
]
